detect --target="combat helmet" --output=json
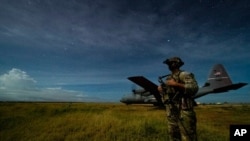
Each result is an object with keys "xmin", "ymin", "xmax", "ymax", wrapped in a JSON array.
[{"xmin": 163, "ymin": 57, "xmax": 184, "ymax": 68}]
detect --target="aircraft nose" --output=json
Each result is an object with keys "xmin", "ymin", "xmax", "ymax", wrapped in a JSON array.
[
  {"xmin": 120, "ymin": 97, "xmax": 128, "ymax": 103},
  {"xmin": 120, "ymin": 98, "xmax": 125, "ymax": 103}
]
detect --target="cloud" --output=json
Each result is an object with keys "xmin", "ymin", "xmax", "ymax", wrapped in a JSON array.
[
  {"xmin": 0, "ymin": 68, "xmax": 94, "ymax": 102},
  {"xmin": 0, "ymin": 68, "xmax": 36, "ymax": 89}
]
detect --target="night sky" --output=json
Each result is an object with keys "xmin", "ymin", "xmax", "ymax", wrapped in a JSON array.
[{"xmin": 0, "ymin": 0, "xmax": 249, "ymax": 103}]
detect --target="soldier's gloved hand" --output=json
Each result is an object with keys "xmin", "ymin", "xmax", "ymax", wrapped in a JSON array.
[
  {"xmin": 158, "ymin": 86, "xmax": 163, "ymax": 92},
  {"xmin": 166, "ymin": 79, "xmax": 185, "ymax": 89}
]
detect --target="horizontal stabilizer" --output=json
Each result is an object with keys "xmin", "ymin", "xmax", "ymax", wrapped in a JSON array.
[{"xmin": 213, "ymin": 82, "xmax": 248, "ymax": 93}]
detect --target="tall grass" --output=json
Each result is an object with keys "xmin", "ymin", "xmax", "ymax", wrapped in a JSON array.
[{"xmin": 0, "ymin": 102, "xmax": 250, "ymax": 141}]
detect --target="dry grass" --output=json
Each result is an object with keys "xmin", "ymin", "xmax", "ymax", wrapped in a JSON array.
[{"xmin": 1, "ymin": 102, "xmax": 250, "ymax": 141}]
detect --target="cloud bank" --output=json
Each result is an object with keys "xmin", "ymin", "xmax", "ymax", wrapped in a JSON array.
[{"xmin": 0, "ymin": 68, "xmax": 92, "ymax": 102}]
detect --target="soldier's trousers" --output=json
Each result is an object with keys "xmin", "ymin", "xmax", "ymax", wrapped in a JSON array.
[{"xmin": 166, "ymin": 104, "xmax": 197, "ymax": 141}]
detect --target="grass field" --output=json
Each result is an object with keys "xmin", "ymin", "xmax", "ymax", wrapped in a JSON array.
[{"xmin": 0, "ymin": 102, "xmax": 250, "ymax": 141}]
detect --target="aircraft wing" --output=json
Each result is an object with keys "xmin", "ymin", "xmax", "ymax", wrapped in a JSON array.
[{"xmin": 128, "ymin": 76, "xmax": 164, "ymax": 106}]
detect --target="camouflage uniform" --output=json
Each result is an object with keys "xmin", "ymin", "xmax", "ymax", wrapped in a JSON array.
[{"xmin": 162, "ymin": 71, "xmax": 198, "ymax": 141}]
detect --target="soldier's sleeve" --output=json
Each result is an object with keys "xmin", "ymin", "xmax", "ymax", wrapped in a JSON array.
[{"xmin": 179, "ymin": 71, "xmax": 199, "ymax": 96}]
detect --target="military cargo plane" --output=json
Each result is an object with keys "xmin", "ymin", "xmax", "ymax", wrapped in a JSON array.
[{"xmin": 120, "ymin": 64, "xmax": 247, "ymax": 106}]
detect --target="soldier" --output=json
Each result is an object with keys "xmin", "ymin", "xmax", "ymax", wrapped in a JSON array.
[{"xmin": 158, "ymin": 57, "xmax": 199, "ymax": 141}]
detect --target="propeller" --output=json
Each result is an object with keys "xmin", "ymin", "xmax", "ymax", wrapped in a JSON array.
[
  {"xmin": 131, "ymin": 85, "xmax": 149, "ymax": 96},
  {"xmin": 131, "ymin": 84, "xmax": 137, "ymax": 95}
]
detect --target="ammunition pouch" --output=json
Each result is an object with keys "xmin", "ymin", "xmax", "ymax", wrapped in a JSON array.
[{"xmin": 181, "ymin": 96, "xmax": 194, "ymax": 110}]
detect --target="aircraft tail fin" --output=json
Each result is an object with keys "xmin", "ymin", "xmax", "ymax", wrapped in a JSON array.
[
  {"xmin": 194, "ymin": 64, "xmax": 247, "ymax": 98},
  {"xmin": 203, "ymin": 64, "xmax": 232, "ymax": 89}
]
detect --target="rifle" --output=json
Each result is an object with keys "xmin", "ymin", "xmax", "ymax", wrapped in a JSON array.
[{"xmin": 158, "ymin": 74, "xmax": 179, "ymax": 104}]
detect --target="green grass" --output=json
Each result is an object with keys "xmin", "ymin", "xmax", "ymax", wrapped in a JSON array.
[{"xmin": 0, "ymin": 102, "xmax": 250, "ymax": 141}]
